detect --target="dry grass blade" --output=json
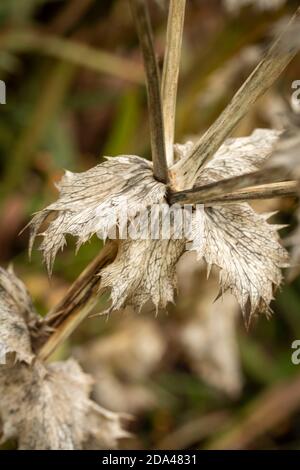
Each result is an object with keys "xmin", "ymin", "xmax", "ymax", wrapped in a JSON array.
[
  {"xmin": 170, "ymin": 6, "xmax": 300, "ymax": 189},
  {"xmin": 161, "ymin": 0, "xmax": 186, "ymax": 166},
  {"xmin": 204, "ymin": 181, "xmax": 298, "ymax": 205},
  {"xmin": 37, "ymin": 241, "xmax": 118, "ymax": 361},
  {"xmin": 169, "ymin": 169, "xmax": 295, "ymax": 205},
  {"xmin": 130, "ymin": 0, "xmax": 168, "ymax": 183}
]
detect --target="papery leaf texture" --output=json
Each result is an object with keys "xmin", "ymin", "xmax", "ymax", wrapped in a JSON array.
[
  {"xmin": 190, "ymin": 204, "xmax": 288, "ymax": 326},
  {"xmin": 101, "ymin": 238, "xmax": 186, "ymax": 313},
  {"xmin": 29, "ymin": 156, "xmax": 166, "ymax": 273},
  {"xmin": 30, "ymin": 129, "xmax": 288, "ymax": 322},
  {"xmin": 0, "ymin": 358, "xmax": 128, "ymax": 450},
  {"xmin": 0, "ymin": 267, "xmax": 36, "ymax": 365}
]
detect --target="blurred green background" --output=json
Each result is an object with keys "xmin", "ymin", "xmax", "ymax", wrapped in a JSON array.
[{"xmin": 1, "ymin": 0, "xmax": 300, "ymax": 450}]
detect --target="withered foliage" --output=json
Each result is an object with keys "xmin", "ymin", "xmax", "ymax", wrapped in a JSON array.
[
  {"xmin": 30, "ymin": 129, "xmax": 288, "ymax": 325},
  {"xmin": 0, "ymin": 268, "xmax": 127, "ymax": 450}
]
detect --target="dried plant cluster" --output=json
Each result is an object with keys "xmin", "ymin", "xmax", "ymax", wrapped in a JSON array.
[
  {"xmin": 30, "ymin": 129, "xmax": 289, "ymax": 325},
  {"xmin": 0, "ymin": 268, "xmax": 128, "ymax": 449},
  {"xmin": 1, "ymin": 0, "xmax": 300, "ymax": 451}
]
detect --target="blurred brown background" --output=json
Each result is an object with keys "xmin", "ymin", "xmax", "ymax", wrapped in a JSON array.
[{"xmin": 1, "ymin": 0, "xmax": 300, "ymax": 450}]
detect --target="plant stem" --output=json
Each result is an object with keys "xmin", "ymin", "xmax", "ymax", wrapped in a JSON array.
[
  {"xmin": 205, "ymin": 181, "xmax": 298, "ymax": 205},
  {"xmin": 170, "ymin": 181, "xmax": 298, "ymax": 206},
  {"xmin": 169, "ymin": 167, "xmax": 288, "ymax": 204},
  {"xmin": 130, "ymin": 0, "xmax": 168, "ymax": 183},
  {"xmin": 161, "ymin": 0, "xmax": 186, "ymax": 166},
  {"xmin": 170, "ymin": 6, "xmax": 300, "ymax": 189},
  {"xmin": 37, "ymin": 241, "xmax": 118, "ymax": 361}
]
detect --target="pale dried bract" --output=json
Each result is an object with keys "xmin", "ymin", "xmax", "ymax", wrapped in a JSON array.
[
  {"xmin": 181, "ymin": 129, "xmax": 288, "ymax": 324},
  {"xmin": 195, "ymin": 129, "xmax": 280, "ymax": 184},
  {"xmin": 30, "ymin": 129, "xmax": 288, "ymax": 323},
  {"xmin": 190, "ymin": 205, "xmax": 288, "ymax": 325},
  {"xmin": 0, "ymin": 267, "xmax": 36, "ymax": 364},
  {"xmin": 0, "ymin": 358, "xmax": 128, "ymax": 450},
  {"xmin": 29, "ymin": 156, "xmax": 166, "ymax": 273},
  {"xmin": 0, "ymin": 268, "xmax": 128, "ymax": 450},
  {"xmin": 101, "ymin": 238, "xmax": 186, "ymax": 313}
]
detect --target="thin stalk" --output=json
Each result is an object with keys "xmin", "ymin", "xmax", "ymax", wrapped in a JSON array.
[
  {"xmin": 130, "ymin": 0, "xmax": 168, "ymax": 183},
  {"xmin": 161, "ymin": 0, "xmax": 186, "ymax": 166},
  {"xmin": 170, "ymin": 181, "xmax": 298, "ymax": 206},
  {"xmin": 37, "ymin": 241, "xmax": 118, "ymax": 361},
  {"xmin": 170, "ymin": 7, "xmax": 300, "ymax": 189},
  {"xmin": 169, "ymin": 167, "xmax": 287, "ymax": 205},
  {"xmin": 204, "ymin": 181, "xmax": 298, "ymax": 205}
]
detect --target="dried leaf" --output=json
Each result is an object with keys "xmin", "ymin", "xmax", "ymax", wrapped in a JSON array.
[
  {"xmin": 195, "ymin": 129, "xmax": 280, "ymax": 185},
  {"xmin": 0, "ymin": 267, "xmax": 36, "ymax": 364},
  {"xmin": 174, "ymin": 129, "xmax": 279, "ymax": 186},
  {"xmin": 0, "ymin": 358, "xmax": 128, "ymax": 450},
  {"xmin": 175, "ymin": 130, "xmax": 288, "ymax": 324},
  {"xmin": 29, "ymin": 156, "xmax": 166, "ymax": 273},
  {"xmin": 173, "ymin": 128, "xmax": 280, "ymax": 190},
  {"xmin": 190, "ymin": 204, "xmax": 288, "ymax": 325},
  {"xmin": 101, "ymin": 238, "xmax": 186, "ymax": 312},
  {"xmin": 30, "ymin": 129, "xmax": 288, "ymax": 323},
  {"xmin": 0, "ymin": 269, "xmax": 129, "ymax": 449}
]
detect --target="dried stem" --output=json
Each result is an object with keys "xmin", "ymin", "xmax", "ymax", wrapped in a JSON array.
[
  {"xmin": 130, "ymin": 0, "xmax": 168, "ymax": 183},
  {"xmin": 170, "ymin": 181, "xmax": 298, "ymax": 206},
  {"xmin": 170, "ymin": 7, "xmax": 300, "ymax": 190},
  {"xmin": 37, "ymin": 241, "xmax": 118, "ymax": 361},
  {"xmin": 161, "ymin": 0, "xmax": 186, "ymax": 166},
  {"xmin": 169, "ymin": 167, "xmax": 289, "ymax": 204},
  {"xmin": 204, "ymin": 181, "xmax": 298, "ymax": 205}
]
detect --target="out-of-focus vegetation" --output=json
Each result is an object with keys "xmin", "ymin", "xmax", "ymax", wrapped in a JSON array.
[{"xmin": 1, "ymin": 0, "xmax": 300, "ymax": 450}]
